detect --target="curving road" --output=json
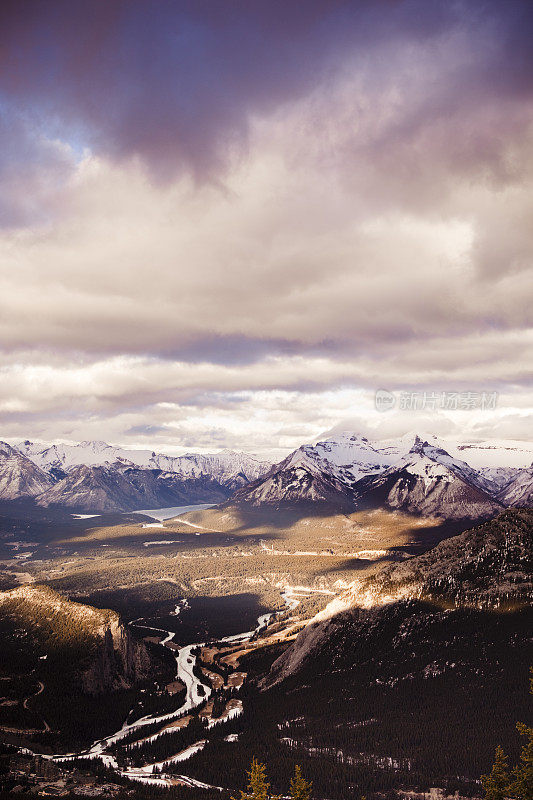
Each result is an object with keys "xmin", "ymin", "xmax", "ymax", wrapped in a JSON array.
[{"xmin": 23, "ymin": 680, "xmax": 50, "ymax": 732}]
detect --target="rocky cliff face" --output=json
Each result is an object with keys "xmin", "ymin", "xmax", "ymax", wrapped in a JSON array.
[
  {"xmin": 81, "ymin": 613, "xmax": 152, "ymax": 694},
  {"xmin": 0, "ymin": 585, "xmax": 153, "ymax": 695}
]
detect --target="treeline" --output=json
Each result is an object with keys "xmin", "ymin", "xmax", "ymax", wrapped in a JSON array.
[
  {"xmin": 233, "ymin": 759, "xmax": 312, "ymax": 800},
  {"xmin": 481, "ymin": 668, "xmax": 533, "ymax": 800}
]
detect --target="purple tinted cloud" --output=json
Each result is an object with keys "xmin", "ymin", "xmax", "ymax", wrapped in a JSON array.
[
  {"xmin": 2, "ymin": 0, "xmax": 529, "ymax": 181},
  {"xmin": 0, "ymin": 109, "xmax": 73, "ymax": 226}
]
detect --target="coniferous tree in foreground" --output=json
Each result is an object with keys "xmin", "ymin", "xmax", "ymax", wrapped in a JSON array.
[
  {"xmin": 483, "ymin": 668, "xmax": 533, "ymax": 800},
  {"xmin": 232, "ymin": 758, "xmax": 277, "ymax": 800},
  {"xmin": 509, "ymin": 667, "xmax": 533, "ymax": 800},
  {"xmin": 509, "ymin": 720, "xmax": 533, "ymax": 800},
  {"xmin": 289, "ymin": 765, "xmax": 312, "ymax": 800},
  {"xmin": 482, "ymin": 746, "xmax": 510, "ymax": 800},
  {"xmin": 233, "ymin": 759, "xmax": 313, "ymax": 800}
]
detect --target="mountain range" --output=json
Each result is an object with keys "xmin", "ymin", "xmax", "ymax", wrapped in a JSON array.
[
  {"xmin": 0, "ymin": 432, "xmax": 532, "ymax": 517},
  {"xmin": 230, "ymin": 433, "xmax": 532, "ymax": 519},
  {"xmin": 0, "ymin": 440, "xmax": 271, "ymax": 512}
]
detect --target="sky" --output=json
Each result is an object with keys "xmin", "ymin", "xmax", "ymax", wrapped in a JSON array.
[{"xmin": 0, "ymin": 0, "xmax": 532, "ymax": 458}]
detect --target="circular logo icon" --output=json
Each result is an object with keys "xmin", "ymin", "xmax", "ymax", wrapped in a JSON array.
[{"xmin": 375, "ymin": 389, "xmax": 396, "ymax": 412}]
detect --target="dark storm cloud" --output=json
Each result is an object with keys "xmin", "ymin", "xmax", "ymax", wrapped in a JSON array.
[{"xmin": 1, "ymin": 0, "xmax": 530, "ymax": 182}]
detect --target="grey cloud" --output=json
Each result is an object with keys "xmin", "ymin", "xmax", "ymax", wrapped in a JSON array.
[
  {"xmin": 0, "ymin": 0, "xmax": 475, "ymax": 183},
  {"xmin": 126, "ymin": 424, "xmax": 169, "ymax": 437},
  {"xmin": 0, "ymin": 111, "xmax": 74, "ymax": 227},
  {"xmin": 0, "ymin": 1, "xmax": 531, "ymax": 451}
]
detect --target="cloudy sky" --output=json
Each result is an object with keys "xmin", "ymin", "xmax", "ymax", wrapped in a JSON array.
[{"xmin": 1, "ymin": 0, "xmax": 532, "ymax": 457}]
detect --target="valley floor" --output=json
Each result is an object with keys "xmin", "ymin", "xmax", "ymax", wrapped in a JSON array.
[{"xmin": 1, "ymin": 503, "xmax": 527, "ymax": 799}]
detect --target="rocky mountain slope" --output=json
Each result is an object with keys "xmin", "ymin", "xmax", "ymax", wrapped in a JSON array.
[
  {"xmin": 254, "ymin": 509, "xmax": 532, "ymax": 789},
  {"xmin": 227, "ymin": 433, "xmax": 414, "ymax": 511},
  {"xmin": 497, "ymin": 466, "xmax": 533, "ymax": 507},
  {"xmin": 267, "ymin": 508, "xmax": 532, "ymax": 684},
  {"xmin": 352, "ymin": 439, "xmax": 503, "ymax": 520},
  {"xmin": 232, "ymin": 435, "xmax": 508, "ymax": 519},
  {"xmin": 229, "ymin": 448, "xmax": 357, "ymax": 511},
  {"xmin": 1, "ymin": 439, "xmax": 271, "ymax": 512},
  {"xmin": 0, "ymin": 442, "xmax": 54, "ymax": 500},
  {"xmin": 0, "ymin": 584, "xmax": 152, "ymax": 693},
  {"xmin": 2, "ymin": 433, "xmax": 532, "ymax": 516},
  {"xmin": 34, "ymin": 463, "xmax": 231, "ymax": 512}
]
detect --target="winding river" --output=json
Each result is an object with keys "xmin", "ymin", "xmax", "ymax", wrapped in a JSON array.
[
  {"xmin": 36, "ymin": 584, "xmax": 330, "ymax": 789},
  {"xmin": 51, "ymin": 602, "xmax": 283, "ymax": 788}
]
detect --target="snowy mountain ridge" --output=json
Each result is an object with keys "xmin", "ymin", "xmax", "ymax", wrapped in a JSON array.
[
  {"xmin": 0, "ymin": 439, "xmax": 272, "ymax": 512},
  {"xmin": 17, "ymin": 439, "xmax": 270, "ymax": 484},
  {"xmin": 230, "ymin": 432, "xmax": 530, "ymax": 517},
  {"xmin": 2, "ymin": 433, "xmax": 532, "ymax": 514},
  {"xmin": 0, "ymin": 442, "xmax": 54, "ymax": 500}
]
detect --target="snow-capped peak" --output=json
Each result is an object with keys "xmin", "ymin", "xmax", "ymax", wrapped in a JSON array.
[{"xmin": 15, "ymin": 439, "xmax": 272, "ymax": 486}]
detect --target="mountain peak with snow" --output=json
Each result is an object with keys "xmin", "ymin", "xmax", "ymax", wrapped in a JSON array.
[{"xmin": 2, "ymin": 432, "xmax": 532, "ymax": 516}]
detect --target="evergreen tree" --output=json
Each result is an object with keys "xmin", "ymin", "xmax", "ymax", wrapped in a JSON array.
[
  {"xmin": 289, "ymin": 765, "xmax": 312, "ymax": 800},
  {"xmin": 233, "ymin": 758, "xmax": 279, "ymax": 800},
  {"xmin": 509, "ymin": 722, "xmax": 533, "ymax": 800},
  {"xmin": 482, "ymin": 746, "xmax": 510, "ymax": 800},
  {"xmin": 508, "ymin": 668, "xmax": 533, "ymax": 800}
]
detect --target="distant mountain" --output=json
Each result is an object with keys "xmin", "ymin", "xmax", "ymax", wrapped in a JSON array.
[
  {"xmin": 35, "ymin": 463, "xmax": 231, "ymax": 512},
  {"xmin": 497, "ymin": 465, "xmax": 533, "ymax": 507},
  {"xmin": 3, "ymin": 433, "xmax": 533, "ymax": 516},
  {"xmin": 441, "ymin": 438, "xmax": 533, "ymax": 491},
  {"xmin": 2, "ymin": 439, "xmax": 271, "ymax": 512},
  {"xmin": 229, "ymin": 450, "xmax": 357, "ymax": 512},
  {"xmin": 296, "ymin": 431, "xmax": 533, "ymax": 480},
  {"xmin": 0, "ymin": 442, "xmax": 54, "ymax": 500},
  {"xmin": 352, "ymin": 438, "xmax": 502, "ymax": 520},
  {"xmin": 447, "ymin": 438, "xmax": 533, "ymax": 469},
  {"xmin": 228, "ymin": 433, "xmax": 421, "ymax": 510},
  {"xmin": 17, "ymin": 439, "xmax": 269, "ymax": 487},
  {"xmin": 280, "ymin": 433, "xmax": 412, "ymax": 484},
  {"xmin": 230, "ymin": 434, "xmax": 505, "ymax": 519}
]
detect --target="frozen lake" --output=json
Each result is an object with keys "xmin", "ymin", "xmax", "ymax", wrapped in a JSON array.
[{"xmin": 133, "ymin": 503, "xmax": 215, "ymax": 521}]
